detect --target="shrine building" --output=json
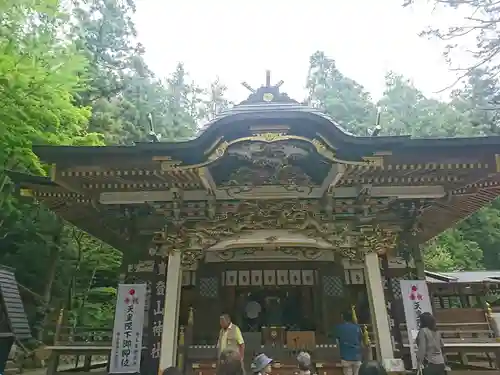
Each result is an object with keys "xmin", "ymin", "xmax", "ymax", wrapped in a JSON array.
[{"xmin": 11, "ymin": 74, "xmax": 500, "ymax": 374}]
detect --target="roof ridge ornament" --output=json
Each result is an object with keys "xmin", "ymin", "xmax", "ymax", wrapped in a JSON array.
[
  {"xmin": 368, "ymin": 107, "xmax": 382, "ymax": 137},
  {"xmin": 147, "ymin": 113, "xmax": 161, "ymax": 143},
  {"xmin": 239, "ymin": 70, "xmax": 297, "ymax": 105}
]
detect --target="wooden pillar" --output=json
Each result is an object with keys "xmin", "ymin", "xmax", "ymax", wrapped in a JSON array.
[
  {"xmin": 412, "ymin": 244, "xmax": 425, "ymax": 280},
  {"xmin": 143, "ymin": 253, "xmax": 167, "ymax": 375},
  {"xmin": 364, "ymin": 253, "xmax": 393, "ymax": 361},
  {"xmin": 159, "ymin": 251, "xmax": 182, "ymax": 372}
]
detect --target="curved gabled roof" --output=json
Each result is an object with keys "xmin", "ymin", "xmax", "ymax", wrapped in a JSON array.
[
  {"xmin": 197, "ymin": 102, "xmax": 355, "ymax": 135},
  {"xmin": 8, "ymin": 73, "xmax": 500, "ymax": 253},
  {"xmin": 29, "ymin": 73, "xmax": 500, "ymax": 164}
]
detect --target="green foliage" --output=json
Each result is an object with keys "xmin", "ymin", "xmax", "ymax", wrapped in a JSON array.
[
  {"xmin": 405, "ymin": 0, "xmax": 500, "ymax": 134},
  {"xmin": 3, "ymin": 0, "xmax": 500, "ymax": 344},
  {"xmin": 424, "ymin": 229, "xmax": 484, "ymax": 271},
  {"xmin": 0, "ymin": 0, "xmax": 234, "ymax": 340},
  {"xmin": 0, "ymin": 0, "xmax": 100, "ymax": 174},
  {"xmin": 306, "ymin": 51, "xmax": 376, "ymax": 135}
]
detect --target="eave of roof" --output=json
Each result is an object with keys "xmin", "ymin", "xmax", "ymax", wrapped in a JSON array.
[
  {"xmin": 31, "ymin": 105, "xmax": 500, "ymax": 165},
  {"xmin": 6, "ymin": 172, "xmax": 146, "ymax": 253},
  {"xmin": 6, "ymin": 171, "xmax": 55, "ymax": 186},
  {"xmin": 426, "ymin": 270, "xmax": 500, "ymax": 283}
]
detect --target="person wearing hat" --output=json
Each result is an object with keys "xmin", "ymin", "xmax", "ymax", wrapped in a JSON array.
[{"xmin": 250, "ymin": 353, "xmax": 273, "ymax": 375}]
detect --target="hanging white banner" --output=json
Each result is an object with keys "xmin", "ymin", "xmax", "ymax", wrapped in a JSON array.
[
  {"xmin": 400, "ymin": 280, "xmax": 433, "ymax": 369},
  {"xmin": 110, "ymin": 284, "xmax": 147, "ymax": 374}
]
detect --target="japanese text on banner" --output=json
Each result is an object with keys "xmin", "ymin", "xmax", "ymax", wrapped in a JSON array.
[
  {"xmin": 400, "ymin": 280, "xmax": 432, "ymax": 369},
  {"xmin": 110, "ymin": 284, "xmax": 146, "ymax": 374}
]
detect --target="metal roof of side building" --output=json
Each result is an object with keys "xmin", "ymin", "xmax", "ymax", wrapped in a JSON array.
[{"xmin": 425, "ymin": 270, "xmax": 500, "ymax": 283}]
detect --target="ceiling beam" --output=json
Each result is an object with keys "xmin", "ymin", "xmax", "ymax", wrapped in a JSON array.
[{"xmin": 98, "ymin": 185, "xmax": 446, "ymax": 204}]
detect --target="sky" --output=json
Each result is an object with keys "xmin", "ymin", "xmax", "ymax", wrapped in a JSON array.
[{"xmin": 134, "ymin": 0, "xmax": 471, "ymax": 103}]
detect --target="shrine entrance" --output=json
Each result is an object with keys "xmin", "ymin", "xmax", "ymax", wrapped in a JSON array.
[
  {"xmin": 234, "ymin": 285, "xmax": 315, "ymax": 332},
  {"xmin": 222, "ymin": 264, "xmax": 320, "ymax": 333},
  {"xmin": 179, "ymin": 248, "xmax": 376, "ymax": 354}
]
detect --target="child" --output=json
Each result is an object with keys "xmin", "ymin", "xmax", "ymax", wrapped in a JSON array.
[
  {"xmin": 250, "ymin": 353, "xmax": 273, "ymax": 375},
  {"xmin": 297, "ymin": 351, "xmax": 316, "ymax": 375}
]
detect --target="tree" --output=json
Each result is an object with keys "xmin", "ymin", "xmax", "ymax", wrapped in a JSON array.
[
  {"xmin": 0, "ymin": 0, "xmax": 233, "ymax": 344},
  {"xmin": 203, "ymin": 77, "xmax": 232, "ymax": 121},
  {"xmin": 424, "ymin": 229, "xmax": 484, "ymax": 271},
  {"xmin": 69, "ymin": 0, "xmax": 206, "ymax": 144},
  {"xmin": 0, "ymin": 1, "xmax": 99, "ymax": 173},
  {"xmin": 71, "ymin": 0, "xmax": 141, "ymax": 106},
  {"xmin": 0, "ymin": 0, "xmax": 108, "ymax": 341},
  {"xmin": 450, "ymin": 68, "xmax": 500, "ymax": 135},
  {"xmin": 306, "ymin": 51, "xmax": 376, "ymax": 135},
  {"xmin": 377, "ymin": 73, "xmax": 471, "ymax": 137},
  {"xmin": 404, "ymin": 0, "xmax": 500, "ymax": 115}
]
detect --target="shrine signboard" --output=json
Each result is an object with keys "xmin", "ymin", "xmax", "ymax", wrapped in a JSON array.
[
  {"xmin": 110, "ymin": 284, "xmax": 147, "ymax": 374},
  {"xmin": 400, "ymin": 280, "xmax": 432, "ymax": 369}
]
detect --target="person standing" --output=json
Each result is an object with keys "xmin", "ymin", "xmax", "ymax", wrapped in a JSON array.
[
  {"xmin": 416, "ymin": 312, "xmax": 446, "ymax": 375},
  {"xmin": 333, "ymin": 311, "xmax": 363, "ymax": 375},
  {"xmin": 217, "ymin": 314, "xmax": 245, "ymax": 361}
]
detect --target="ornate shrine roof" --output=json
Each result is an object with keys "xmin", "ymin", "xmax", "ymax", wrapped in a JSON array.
[{"xmin": 8, "ymin": 72, "xmax": 500, "ymax": 260}]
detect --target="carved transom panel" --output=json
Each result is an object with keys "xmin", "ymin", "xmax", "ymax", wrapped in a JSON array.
[
  {"xmin": 150, "ymin": 199, "xmax": 399, "ymax": 264},
  {"xmin": 208, "ymin": 140, "xmax": 331, "ymax": 188}
]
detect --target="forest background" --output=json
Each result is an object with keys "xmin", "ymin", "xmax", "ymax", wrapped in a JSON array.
[{"xmin": 1, "ymin": 0, "xmax": 499, "ymax": 341}]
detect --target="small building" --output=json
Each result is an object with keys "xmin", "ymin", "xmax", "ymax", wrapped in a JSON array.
[{"xmin": 10, "ymin": 74, "xmax": 500, "ymax": 374}]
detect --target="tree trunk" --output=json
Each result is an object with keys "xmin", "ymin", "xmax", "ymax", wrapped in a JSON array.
[{"xmin": 35, "ymin": 229, "xmax": 62, "ymax": 342}]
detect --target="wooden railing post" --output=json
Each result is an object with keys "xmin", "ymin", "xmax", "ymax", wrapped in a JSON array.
[
  {"xmin": 485, "ymin": 302, "xmax": 500, "ymax": 339},
  {"xmin": 53, "ymin": 308, "xmax": 64, "ymax": 345},
  {"xmin": 177, "ymin": 326, "xmax": 185, "ymax": 372}
]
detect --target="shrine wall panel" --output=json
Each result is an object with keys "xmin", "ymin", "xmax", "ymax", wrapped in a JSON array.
[
  {"xmin": 192, "ymin": 262, "xmax": 221, "ymax": 345},
  {"xmin": 318, "ymin": 263, "xmax": 346, "ymax": 337}
]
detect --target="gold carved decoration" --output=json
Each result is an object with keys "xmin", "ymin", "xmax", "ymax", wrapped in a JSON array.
[
  {"xmin": 152, "ymin": 200, "xmax": 399, "ymax": 260},
  {"xmin": 181, "ymin": 250, "xmax": 205, "ymax": 267},
  {"xmin": 160, "ymin": 160, "xmax": 183, "ymax": 171},
  {"xmin": 361, "ymin": 156, "xmax": 384, "ymax": 168},
  {"xmin": 152, "ymin": 132, "xmax": 385, "ymax": 172},
  {"xmin": 223, "ymin": 165, "xmax": 313, "ymax": 187},
  {"xmin": 214, "ymin": 247, "xmax": 324, "ymax": 261},
  {"xmin": 152, "ymin": 156, "xmax": 183, "ymax": 171},
  {"xmin": 358, "ymin": 225, "xmax": 398, "ymax": 255}
]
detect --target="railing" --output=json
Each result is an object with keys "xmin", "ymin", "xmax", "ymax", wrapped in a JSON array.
[
  {"xmin": 50, "ymin": 325, "xmax": 113, "ymax": 346},
  {"xmin": 363, "ymin": 317, "xmax": 499, "ymax": 370}
]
